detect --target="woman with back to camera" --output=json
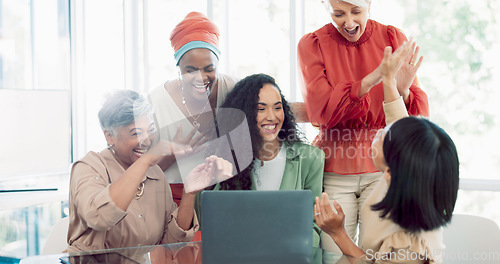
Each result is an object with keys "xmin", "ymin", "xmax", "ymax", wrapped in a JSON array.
[
  {"xmin": 148, "ymin": 12, "xmax": 238, "ymax": 206},
  {"xmin": 314, "ymin": 41, "xmax": 459, "ymax": 263},
  {"xmin": 297, "ymin": 0, "xmax": 429, "ymax": 252},
  {"xmin": 67, "ymin": 90, "xmax": 232, "ymax": 252},
  {"xmin": 207, "ymin": 73, "xmax": 325, "ymax": 247}
]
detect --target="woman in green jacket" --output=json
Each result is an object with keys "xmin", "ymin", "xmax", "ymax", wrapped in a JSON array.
[{"xmin": 210, "ymin": 73, "xmax": 325, "ymax": 246}]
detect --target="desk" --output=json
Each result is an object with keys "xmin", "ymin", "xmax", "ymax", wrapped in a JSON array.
[{"xmin": 20, "ymin": 242, "xmax": 363, "ymax": 264}]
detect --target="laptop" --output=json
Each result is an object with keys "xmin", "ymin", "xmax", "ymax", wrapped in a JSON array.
[{"xmin": 201, "ymin": 190, "xmax": 313, "ymax": 264}]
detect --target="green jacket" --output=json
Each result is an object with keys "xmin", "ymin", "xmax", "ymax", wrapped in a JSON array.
[{"xmin": 195, "ymin": 142, "xmax": 325, "ymax": 247}]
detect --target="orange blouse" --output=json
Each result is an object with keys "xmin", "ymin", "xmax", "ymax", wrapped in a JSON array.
[{"xmin": 298, "ymin": 19, "xmax": 429, "ymax": 174}]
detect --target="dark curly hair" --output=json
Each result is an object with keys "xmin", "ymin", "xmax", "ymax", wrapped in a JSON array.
[{"xmin": 217, "ymin": 73, "xmax": 303, "ymax": 190}]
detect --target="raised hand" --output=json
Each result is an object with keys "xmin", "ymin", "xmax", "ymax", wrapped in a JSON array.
[
  {"xmin": 314, "ymin": 193, "xmax": 346, "ymax": 237},
  {"xmin": 184, "ymin": 155, "xmax": 234, "ymax": 193},
  {"xmin": 393, "ymin": 39, "xmax": 423, "ymax": 98},
  {"xmin": 171, "ymin": 125, "xmax": 209, "ymax": 155},
  {"xmin": 143, "ymin": 140, "xmax": 193, "ymax": 166},
  {"xmin": 381, "ymin": 41, "xmax": 414, "ymax": 80}
]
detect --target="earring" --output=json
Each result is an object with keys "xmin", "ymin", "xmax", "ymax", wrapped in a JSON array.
[{"xmin": 108, "ymin": 144, "xmax": 116, "ymax": 155}]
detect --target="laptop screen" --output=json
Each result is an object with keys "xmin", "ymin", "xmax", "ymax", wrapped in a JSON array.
[{"xmin": 201, "ymin": 190, "xmax": 313, "ymax": 264}]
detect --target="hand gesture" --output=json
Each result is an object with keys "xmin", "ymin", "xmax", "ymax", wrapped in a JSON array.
[
  {"xmin": 184, "ymin": 155, "xmax": 234, "ymax": 193},
  {"xmin": 381, "ymin": 42, "xmax": 412, "ymax": 80},
  {"xmin": 393, "ymin": 39, "xmax": 423, "ymax": 95},
  {"xmin": 171, "ymin": 125, "xmax": 209, "ymax": 156},
  {"xmin": 314, "ymin": 193, "xmax": 346, "ymax": 238},
  {"xmin": 359, "ymin": 64, "xmax": 382, "ymax": 97}
]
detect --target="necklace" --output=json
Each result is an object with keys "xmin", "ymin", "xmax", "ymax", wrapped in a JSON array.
[
  {"xmin": 181, "ymin": 86, "xmax": 210, "ymax": 127},
  {"xmin": 135, "ymin": 182, "xmax": 145, "ymax": 199}
]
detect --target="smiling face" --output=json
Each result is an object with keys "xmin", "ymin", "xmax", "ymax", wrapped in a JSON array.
[
  {"xmin": 328, "ymin": 0, "xmax": 370, "ymax": 42},
  {"xmin": 178, "ymin": 48, "xmax": 219, "ymax": 101},
  {"xmin": 256, "ymin": 84, "xmax": 285, "ymax": 144},
  {"xmin": 371, "ymin": 123, "xmax": 393, "ymax": 176},
  {"xmin": 106, "ymin": 114, "xmax": 156, "ymax": 169}
]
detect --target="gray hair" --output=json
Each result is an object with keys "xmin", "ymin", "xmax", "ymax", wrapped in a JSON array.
[
  {"xmin": 324, "ymin": 0, "xmax": 370, "ymax": 10},
  {"xmin": 98, "ymin": 90, "xmax": 153, "ymax": 135}
]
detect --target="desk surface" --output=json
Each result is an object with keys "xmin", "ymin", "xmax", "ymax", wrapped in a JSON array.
[{"xmin": 20, "ymin": 241, "xmax": 363, "ymax": 264}]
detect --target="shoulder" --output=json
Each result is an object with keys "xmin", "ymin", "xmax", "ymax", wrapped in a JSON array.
[
  {"xmin": 73, "ymin": 151, "xmax": 105, "ymax": 169},
  {"xmin": 71, "ymin": 151, "xmax": 109, "ymax": 182},
  {"xmin": 387, "ymin": 25, "xmax": 407, "ymax": 38},
  {"xmin": 147, "ymin": 82, "xmax": 166, "ymax": 96},
  {"xmin": 379, "ymin": 21, "xmax": 408, "ymax": 44},
  {"xmin": 298, "ymin": 24, "xmax": 331, "ymax": 47},
  {"xmin": 148, "ymin": 80, "xmax": 179, "ymax": 99},
  {"xmin": 146, "ymin": 82, "xmax": 169, "ymax": 105},
  {"xmin": 367, "ymin": 19, "xmax": 402, "ymax": 36}
]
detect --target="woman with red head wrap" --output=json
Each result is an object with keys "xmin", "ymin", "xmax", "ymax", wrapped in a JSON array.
[{"xmin": 148, "ymin": 12, "xmax": 238, "ymax": 206}]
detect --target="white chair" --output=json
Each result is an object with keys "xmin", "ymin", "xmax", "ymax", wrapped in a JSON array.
[
  {"xmin": 442, "ymin": 214, "xmax": 500, "ymax": 264},
  {"xmin": 41, "ymin": 216, "xmax": 69, "ymax": 255}
]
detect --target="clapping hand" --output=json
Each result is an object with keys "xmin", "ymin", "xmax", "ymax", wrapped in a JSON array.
[
  {"xmin": 184, "ymin": 155, "xmax": 234, "ymax": 193},
  {"xmin": 381, "ymin": 40, "xmax": 416, "ymax": 80},
  {"xmin": 314, "ymin": 193, "xmax": 346, "ymax": 238},
  {"xmin": 393, "ymin": 38, "xmax": 423, "ymax": 98},
  {"xmin": 143, "ymin": 140, "xmax": 193, "ymax": 166}
]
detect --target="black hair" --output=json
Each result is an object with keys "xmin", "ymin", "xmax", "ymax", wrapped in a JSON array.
[
  {"xmin": 371, "ymin": 117, "xmax": 459, "ymax": 232},
  {"xmin": 217, "ymin": 73, "xmax": 302, "ymax": 190}
]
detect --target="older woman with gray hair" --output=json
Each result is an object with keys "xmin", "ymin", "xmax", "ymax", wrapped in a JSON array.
[
  {"xmin": 297, "ymin": 0, "xmax": 429, "ymax": 253},
  {"xmin": 67, "ymin": 90, "xmax": 232, "ymax": 252}
]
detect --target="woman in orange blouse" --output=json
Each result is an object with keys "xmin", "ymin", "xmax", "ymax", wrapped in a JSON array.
[
  {"xmin": 297, "ymin": 0, "xmax": 429, "ymax": 252},
  {"xmin": 67, "ymin": 90, "xmax": 232, "ymax": 252}
]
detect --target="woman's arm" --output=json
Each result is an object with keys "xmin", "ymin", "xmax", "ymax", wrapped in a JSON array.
[
  {"xmin": 109, "ymin": 156, "xmax": 156, "ymax": 211},
  {"xmin": 70, "ymin": 158, "xmax": 127, "ymax": 231},
  {"xmin": 177, "ymin": 189, "xmax": 197, "ymax": 230},
  {"xmin": 110, "ymin": 141, "xmax": 193, "ymax": 211}
]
